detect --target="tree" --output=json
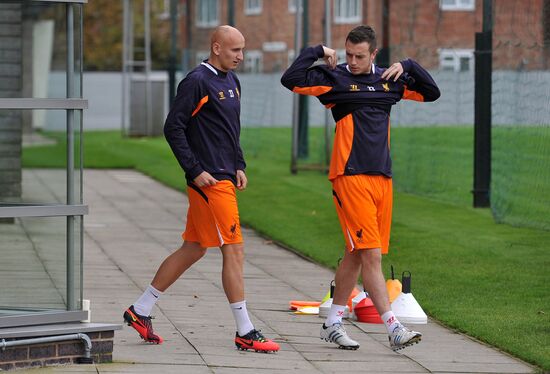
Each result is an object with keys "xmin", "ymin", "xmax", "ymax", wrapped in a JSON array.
[{"xmin": 84, "ymin": 0, "xmax": 171, "ymax": 71}]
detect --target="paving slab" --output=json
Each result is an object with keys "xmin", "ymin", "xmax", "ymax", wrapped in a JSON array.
[{"xmin": 14, "ymin": 169, "xmax": 536, "ymax": 373}]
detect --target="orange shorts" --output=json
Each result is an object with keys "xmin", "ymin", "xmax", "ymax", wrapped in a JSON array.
[
  {"xmin": 332, "ymin": 174, "xmax": 393, "ymax": 254},
  {"xmin": 182, "ymin": 180, "xmax": 243, "ymax": 248}
]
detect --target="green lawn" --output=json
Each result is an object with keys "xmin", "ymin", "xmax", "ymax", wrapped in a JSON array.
[
  {"xmin": 491, "ymin": 126, "xmax": 550, "ymax": 231},
  {"xmin": 391, "ymin": 126, "xmax": 550, "ymax": 231},
  {"xmin": 23, "ymin": 129, "xmax": 550, "ymax": 371},
  {"xmin": 391, "ymin": 126, "xmax": 473, "ymax": 206}
]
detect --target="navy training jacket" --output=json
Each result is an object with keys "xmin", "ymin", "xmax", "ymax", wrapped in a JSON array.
[
  {"xmin": 281, "ymin": 45, "xmax": 440, "ymax": 180},
  {"xmin": 164, "ymin": 62, "xmax": 246, "ymax": 185}
]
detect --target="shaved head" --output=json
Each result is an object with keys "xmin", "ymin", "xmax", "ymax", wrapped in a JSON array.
[
  {"xmin": 208, "ymin": 25, "xmax": 245, "ymax": 72},
  {"xmin": 211, "ymin": 25, "xmax": 244, "ymax": 50}
]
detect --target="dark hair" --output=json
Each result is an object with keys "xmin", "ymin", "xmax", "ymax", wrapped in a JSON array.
[{"xmin": 346, "ymin": 25, "xmax": 377, "ymax": 52}]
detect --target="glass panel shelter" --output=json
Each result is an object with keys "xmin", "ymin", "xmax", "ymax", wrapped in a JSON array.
[{"xmin": 0, "ymin": 0, "xmax": 88, "ymax": 328}]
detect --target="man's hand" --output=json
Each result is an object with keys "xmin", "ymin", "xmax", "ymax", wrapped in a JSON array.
[
  {"xmin": 322, "ymin": 46, "xmax": 337, "ymax": 69},
  {"xmin": 236, "ymin": 170, "xmax": 247, "ymax": 191},
  {"xmin": 381, "ymin": 62, "xmax": 404, "ymax": 82},
  {"xmin": 193, "ymin": 171, "xmax": 218, "ymax": 187}
]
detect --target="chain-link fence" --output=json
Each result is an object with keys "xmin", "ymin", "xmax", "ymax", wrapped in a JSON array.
[
  {"xmin": 490, "ymin": 0, "xmax": 550, "ymax": 230},
  {"xmin": 33, "ymin": 0, "xmax": 549, "ymax": 230},
  {"xmin": 237, "ymin": 0, "xmax": 549, "ymax": 230}
]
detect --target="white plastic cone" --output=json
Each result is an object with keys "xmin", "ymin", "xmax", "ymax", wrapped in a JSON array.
[{"xmin": 390, "ymin": 292, "xmax": 427, "ymax": 324}]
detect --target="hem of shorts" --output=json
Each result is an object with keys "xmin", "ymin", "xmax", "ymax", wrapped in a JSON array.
[
  {"xmin": 202, "ymin": 240, "xmax": 243, "ymax": 248},
  {"xmin": 221, "ymin": 239, "xmax": 244, "ymax": 246},
  {"xmin": 330, "ymin": 171, "xmax": 393, "ymax": 181},
  {"xmin": 349, "ymin": 248, "xmax": 389, "ymax": 255},
  {"xmin": 348, "ymin": 243, "xmax": 383, "ymax": 252},
  {"xmin": 352, "ymin": 247, "xmax": 390, "ymax": 255},
  {"xmin": 183, "ymin": 238, "xmax": 244, "ymax": 248}
]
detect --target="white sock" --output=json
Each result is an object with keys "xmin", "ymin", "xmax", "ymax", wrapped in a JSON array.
[
  {"xmin": 381, "ymin": 311, "xmax": 403, "ymax": 334},
  {"xmin": 325, "ymin": 304, "xmax": 347, "ymax": 326},
  {"xmin": 133, "ymin": 285, "xmax": 163, "ymax": 317},
  {"xmin": 230, "ymin": 300, "xmax": 254, "ymax": 336}
]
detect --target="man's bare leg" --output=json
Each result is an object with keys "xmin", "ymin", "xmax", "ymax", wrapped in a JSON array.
[
  {"xmin": 332, "ymin": 249, "xmax": 362, "ymax": 306},
  {"xmin": 220, "ymin": 243, "xmax": 280, "ymax": 352},
  {"xmin": 220, "ymin": 243, "xmax": 245, "ymax": 302},
  {"xmin": 360, "ymin": 248, "xmax": 422, "ymax": 350},
  {"xmin": 320, "ymin": 248, "xmax": 362, "ymax": 350},
  {"xmin": 124, "ymin": 241, "xmax": 206, "ymax": 344},
  {"xmin": 151, "ymin": 241, "xmax": 207, "ymax": 292},
  {"xmin": 359, "ymin": 248, "xmax": 390, "ymax": 315},
  {"xmin": 220, "ymin": 242, "xmax": 253, "ymax": 335}
]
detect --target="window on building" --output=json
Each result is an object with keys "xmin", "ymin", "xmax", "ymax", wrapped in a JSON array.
[
  {"xmin": 439, "ymin": 0, "xmax": 475, "ymax": 11},
  {"xmin": 439, "ymin": 49, "xmax": 474, "ymax": 72},
  {"xmin": 197, "ymin": 0, "xmax": 219, "ymax": 28},
  {"xmin": 288, "ymin": 0, "xmax": 298, "ymax": 13},
  {"xmin": 245, "ymin": 0, "xmax": 262, "ymax": 15},
  {"xmin": 334, "ymin": 0, "xmax": 361, "ymax": 24},
  {"xmin": 196, "ymin": 51, "xmax": 210, "ymax": 65},
  {"xmin": 244, "ymin": 50, "xmax": 263, "ymax": 73}
]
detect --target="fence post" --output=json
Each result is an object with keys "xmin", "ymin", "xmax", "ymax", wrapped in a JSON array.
[{"xmin": 473, "ymin": 0, "xmax": 492, "ymax": 208}]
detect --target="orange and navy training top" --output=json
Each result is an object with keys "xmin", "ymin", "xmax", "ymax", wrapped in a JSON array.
[
  {"xmin": 164, "ymin": 61, "xmax": 245, "ymax": 185},
  {"xmin": 281, "ymin": 45, "xmax": 440, "ymax": 181}
]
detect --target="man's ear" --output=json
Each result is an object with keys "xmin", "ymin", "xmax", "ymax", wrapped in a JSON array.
[
  {"xmin": 212, "ymin": 42, "xmax": 221, "ymax": 56},
  {"xmin": 371, "ymin": 48, "xmax": 379, "ymax": 60}
]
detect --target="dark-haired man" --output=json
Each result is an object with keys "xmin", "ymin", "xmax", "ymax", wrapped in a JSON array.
[
  {"xmin": 123, "ymin": 25, "xmax": 279, "ymax": 353},
  {"xmin": 281, "ymin": 25, "xmax": 440, "ymax": 351}
]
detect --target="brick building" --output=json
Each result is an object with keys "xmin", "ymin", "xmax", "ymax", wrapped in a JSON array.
[
  {"xmin": 389, "ymin": 0, "xmax": 549, "ymax": 71},
  {"xmin": 180, "ymin": 0, "xmax": 549, "ymax": 72},
  {"xmin": 181, "ymin": 0, "xmax": 375, "ymax": 72}
]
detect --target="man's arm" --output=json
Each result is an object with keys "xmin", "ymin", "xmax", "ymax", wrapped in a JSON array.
[
  {"xmin": 234, "ymin": 77, "xmax": 246, "ymax": 173},
  {"xmin": 280, "ymin": 45, "xmax": 335, "ymax": 96},
  {"xmin": 382, "ymin": 59, "xmax": 440, "ymax": 102},
  {"xmin": 399, "ymin": 59, "xmax": 440, "ymax": 102},
  {"xmin": 236, "ymin": 145, "xmax": 246, "ymax": 171},
  {"xmin": 236, "ymin": 139, "xmax": 246, "ymax": 190},
  {"xmin": 163, "ymin": 75, "xmax": 206, "ymax": 180}
]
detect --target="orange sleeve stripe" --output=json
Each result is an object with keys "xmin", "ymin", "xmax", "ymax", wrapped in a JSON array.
[
  {"xmin": 402, "ymin": 87, "xmax": 424, "ymax": 102},
  {"xmin": 292, "ymin": 86, "xmax": 333, "ymax": 96},
  {"xmin": 325, "ymin": 103, "xmax": 336, "ymax": 109},
  {"xmin": 191, "ymin": 95, "xmax": 209, "ymax": 117}
]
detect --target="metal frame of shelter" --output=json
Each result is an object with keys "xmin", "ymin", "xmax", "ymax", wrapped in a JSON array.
[
  {"xmin": 0, "ymin": 0, "xmax": 88, "ymax": 328},
  {"xmin": 121, "ymin": 0, "xmax": 154, "ymax": 136},
  {"xmin": 291, "ymin": 0, "xmax": 332, "ymax": 174}
]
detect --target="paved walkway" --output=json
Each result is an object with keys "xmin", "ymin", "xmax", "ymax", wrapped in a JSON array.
[{"xmin": 24, "ymin": 169, "xmax": 534, "ymax": 373}]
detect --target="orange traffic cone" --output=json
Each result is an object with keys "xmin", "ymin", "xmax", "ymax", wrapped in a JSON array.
[
  {"xmin": 347, "ymin": 286, "xmax": 361, "ymax": 311},
  {"xmin": 350, "ymin": 289, "xmax": 367, "ymax": 320},
  {"xmin": 386, "ymin": 265, "xmax": 402, "ymax": 303},
  {"xmin": 354, "ymin": 296, "xmax": 383, "ymax": 324}
]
